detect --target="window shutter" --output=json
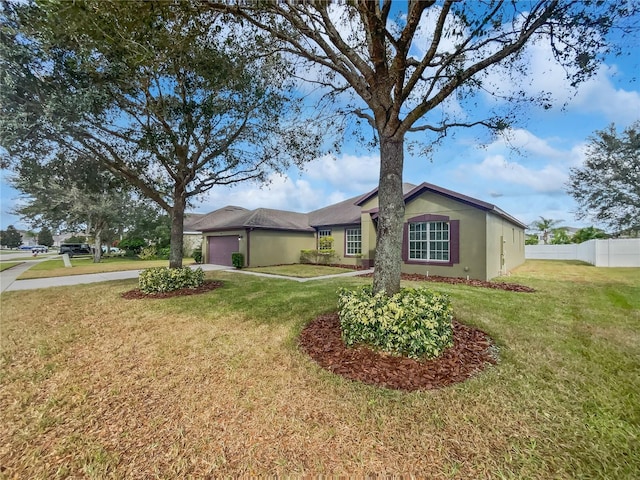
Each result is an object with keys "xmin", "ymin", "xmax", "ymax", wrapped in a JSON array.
[
  {"xmin": 401, "ymin": 223, "xmax": 409, "ymax": 262},
  {"xmin": 450, "ymin": 220, "xmax": 460, "ymax": 264}
]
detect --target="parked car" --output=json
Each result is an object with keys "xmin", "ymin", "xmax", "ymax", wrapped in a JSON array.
[
  {"xmin": 59, "ymin": 243, "xmax": 92, "ymax": 257},
  {"xmin": 18, "ymin": 245, "xmax": 34, "ymax": 251},
  {"xmin": 31, "ymin": 245, "xmax": 48, "ymax": 253}
]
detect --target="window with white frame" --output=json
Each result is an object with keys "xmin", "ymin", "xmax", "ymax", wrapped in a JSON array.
[
  {"xmin": 345, "ymin": 227, "xmax": 362, "ymax": 255},
  {"xmin": 408, "ymin": 221, "xmax": 449, "ymax": 261},
  {"xmin": 318, "ymin": 229, "xmax": 332, "ymax": 251}
]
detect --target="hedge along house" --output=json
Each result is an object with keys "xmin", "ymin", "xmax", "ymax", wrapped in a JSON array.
[{"xmin": 193, "ymin": 182, "xmax": 527, "ymax": 280}]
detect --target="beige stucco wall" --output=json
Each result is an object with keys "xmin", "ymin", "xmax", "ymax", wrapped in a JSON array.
[
  {"xmin": 319, "ymin": 225, "xmax": 363, "ymax": 266},
  {"xmin": 183, "ymin": 233, "xmax": 202, "ymax": 257},
  {"xmin": 402, "ymin": 192, "xmax": 489, "ymax": 279},
  {"xmin": 360, "ymin": 213, "xmax": 377, "ymax": 267},
  {"xmin": 202, "ymin": 230, "xmax": 246, "ymax": 264},
  {"xmin": 485, "ymin": 213, "xmax": 525, "ymax": 278},
  {"xmin": 247, "ymin": 230, "xmax": 315, "ymax": 267}
]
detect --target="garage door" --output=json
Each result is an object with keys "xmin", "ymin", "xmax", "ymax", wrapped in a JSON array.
[{"xmin": 207, "ymin": 236, "xmax": 239, "ymax": 266}]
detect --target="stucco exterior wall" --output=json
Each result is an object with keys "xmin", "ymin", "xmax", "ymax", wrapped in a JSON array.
[
  {"xmin": 183, "ymin": 233, "xmax": 202, "ymax": 257},
  {"xmin": 485, "ymin": 213, "xmax": 526, "ymax": 278},
  {"xmin": 360, "ymin": 213, "xmax": 377, "ymax": 267},
  {"xmin": 319, "ymin": 225, "xmax": 363, "ymax": 266},
  {"xmin": 401, "ymin": 192, "xmax": 489, "ymax": 279},
  {"xmin": 247, "ymin": 230, "xmax": 315, "ymax": 267},
  {"xmin": 202, "ymin": 230, "xmax": 245, "ymax": 264}
]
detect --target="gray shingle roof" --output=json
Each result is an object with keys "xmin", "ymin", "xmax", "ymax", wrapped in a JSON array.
[
  {"xmin": 183, "ymin": 213, "xmax": 206, "ymax": 233},
  {"xmin": 194, "ymin": 205, "xmax": 314, "ymax": 232},
  {"xmin": 308, "ymin": 194, "xmax": 363, "ymax": 227},
  {"xmin": 190, "ymin": 206, "xmax": 249, "ymax": 231},
  {"xmin": 192, "ymin": 181, "xmax": 526, "ymax": 232}
]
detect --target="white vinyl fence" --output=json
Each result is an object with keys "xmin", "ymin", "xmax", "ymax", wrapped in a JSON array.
[{"xmin": 525, "ymin": 239, "xmax": 640, "ymax": 267}]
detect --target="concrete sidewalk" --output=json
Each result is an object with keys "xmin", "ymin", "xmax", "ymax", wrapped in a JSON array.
[
  {"xmin": 1, "ymin": 264, "xmax": 373, "ymax": 292},
  {"xmin": 1, "ymin": 264, "xmax": 229, "ymax": 292},
  {"xmin": 231, "ymin": 268, "xmax": 373, "ymax": 282}
]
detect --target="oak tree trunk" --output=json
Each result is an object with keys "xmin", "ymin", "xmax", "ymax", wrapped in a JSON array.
[
  {"xmin": 169, "ymin": 188, "xmax": 186, "ymax": 269},
  {"xmin": 92, "ymin": 225, "xmax": 102, "ymax": 263},
  {"xmin": 372, "ymin": 136, "xmax": 405, "ymax": 296}
]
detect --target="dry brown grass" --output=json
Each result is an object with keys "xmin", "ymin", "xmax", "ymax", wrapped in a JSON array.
[{"xmin": 1, "ymin": 264, "xmax": 638, "ymax": 478}]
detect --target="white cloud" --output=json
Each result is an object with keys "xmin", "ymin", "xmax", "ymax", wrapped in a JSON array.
[
  {"xmin": 570, "ymin": 65, "xmax": 640, "ymax": 124},
  {"xmin": 195, "ymin": 174, "xmax": 325, "ymax": 213},
  {"xmin": 481, "ymin": 38, "xmax": 640, "ymax": 124},
  {"xmin": 303, "ymin": 153, "xmax": 379, "ymax": 192},
  {"xmin": 470, "ymin": 154, "xmax": 567, "ymax": 193}
]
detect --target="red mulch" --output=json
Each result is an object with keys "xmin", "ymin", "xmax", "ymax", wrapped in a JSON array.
[
  {"xmin": 299, "ymin": 313, "xmax": 498, "ymax": 391},
  {"xmin": 121, "ymin": 280, "xmax": 223, "ymax": 299},
  {"xmin": 359, "ymin": 272, "xmax": 535, "ymax": 292}
]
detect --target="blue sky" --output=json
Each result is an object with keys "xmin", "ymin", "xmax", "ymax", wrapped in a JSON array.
[{"xmin": 1, "ymin": 6, "xmax": 638, "ymax": 233}]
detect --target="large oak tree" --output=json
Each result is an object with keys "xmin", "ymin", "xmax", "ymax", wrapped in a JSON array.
[
  {"xmin": 1, "ymin": 0, "xmax": 320, "ymax": 268},
  {"xmin": 206, "ymin": 0, "xmax": 638, "ymax": 294},
  {"xmin": 567, "ymin": 122, "xmax": 640, "ymax": 234}
]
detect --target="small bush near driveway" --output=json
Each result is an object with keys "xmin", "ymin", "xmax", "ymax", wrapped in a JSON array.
[{"xmin": 139, "ymin": 266, "xmax": 204, "ymax": 294}]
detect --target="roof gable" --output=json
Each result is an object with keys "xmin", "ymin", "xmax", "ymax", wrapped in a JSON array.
[
  {"xmin": 404, "ymin": 182, "xmax": 527, "ymax": 228},
  {"xmin": 355, "ymin": 183, "xmax": 418, "ymax": 206}
]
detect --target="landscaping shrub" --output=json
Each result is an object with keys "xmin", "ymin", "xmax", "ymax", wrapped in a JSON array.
[
  {"xmin": 337, "ymin": 286, "xmax": 454, "ymax": 359},
  {"xmin": 156, "ymin": 247, "xmax": 171, "ymax": 259},
  {"xmin": 231, "ymin": 252, "xmax": 244, "ymax": 269},
  {"xmin": 119, "ymin": 237, "xmax": 147, "ymax": 255},
  {"xmin": 192, "ymin": 247, "xmax": 203, "ymax": 264},
  {"xmin": 139, "ymin": 246, "xmax": 157, "ymax": 260},
  {"xmin": 139, "ymin": 267, "xmax": 205, "ymax": 294}
]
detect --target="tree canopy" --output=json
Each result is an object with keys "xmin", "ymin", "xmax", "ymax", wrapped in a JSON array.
[
  {"xmin": 37, "ymin": 227, "xmax": 54, "ymax": 247},
  {"xmin": 0, "ymin": 225, "xmax": 22, "ymax": 249},
  {"xmin": 531, "ymin": 217, "xmax": 562, "ymax": 245},
  {"xmin": 11, "ymin": 150, "xmax": 134, "ymax": 262},
  {"xmin": 206, "ymin": 0, "xmax": 639, "ymax": 294},
  {"xmin": 567, "ymin": 122, "xmax": 640, "ymax": 234},
  {"xmin": 1, "ymin": 0, "xmax": 321, "ymax": 267}
]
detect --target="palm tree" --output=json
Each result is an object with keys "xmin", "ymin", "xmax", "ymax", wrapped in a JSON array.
[{"xmin": 531, "ymin": 217, "xmax": 562, "ymax": 245}]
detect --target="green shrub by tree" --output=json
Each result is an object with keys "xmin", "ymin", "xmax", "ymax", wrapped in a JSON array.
[
  {"xmin": 525, "ymin": 235, "xmax": 539, "ymax": 246},
  {"xmin": 192, "ymin": 247, "xmax": 203, "ymax": 264},
  {"xmin": 572, "ymin": 226, "xmax": 609, "ymax": 244},
  {"xmin": 551, "ymin": 228, "xmax": 572, "ymax": 245},
  {"xmin": 119, "ymin": 237, "xmax": 146, "ymax": 255},
  {"xmin": 138, "ymin": 267, "xmax": 204, "ymax": 294},
  {"xmin": 138, "ymin": 246, "xmax": 157, "ymax": 260},
  {"xmin": 337, "ymin": 286, "xmax": 454, "ymax": 360},
  {"xmin": 301, "ymin": 236, "xmax": 337, "ymax": 264},
  {"xmin": 231, "ymin": 252, "xmax": 244, "ymax": 269}
]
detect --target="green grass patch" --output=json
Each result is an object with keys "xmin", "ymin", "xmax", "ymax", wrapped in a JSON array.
[
  {"xmin": 245, "ymin": 263, "xmax": 354, "ymax": 278},
  {"xmin": 17, "ymin": 257, "xmax": 196, "ymax": 279},
  {"xmin": 1, "ymin": 260, "xmax": 638, "ymax": 478},
  {"xmin": 0, "ymin": 261, "xmax": 22, "ymax": 271}
]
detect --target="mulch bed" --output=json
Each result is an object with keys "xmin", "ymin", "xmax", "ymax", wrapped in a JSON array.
[
  {"xmin": 121, "ymin": 280, "xmax": 223, "ymax": 299},
  {"xmin": 299, "ymin": 313, "xmax": 498, "ymax": 391},
  {"xmin": 359, "ymin": 272, "xmax": 536, "ymax": 292}
]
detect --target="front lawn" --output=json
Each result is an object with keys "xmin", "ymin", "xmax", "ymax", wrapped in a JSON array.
[
  {"xmin": 0, "ymin": 261, "xmax": 21, "ymax": 271},
  {"xmin": 1, "ymin": 260, "xmax": 638, "ymax": 478},
  {"xmin": 17, "ymin": 256, "xmax": 196, "ymax": 279},
  {"xmin": 245, "ymin": 263, "xmax": 355, "ymax": 278}
]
